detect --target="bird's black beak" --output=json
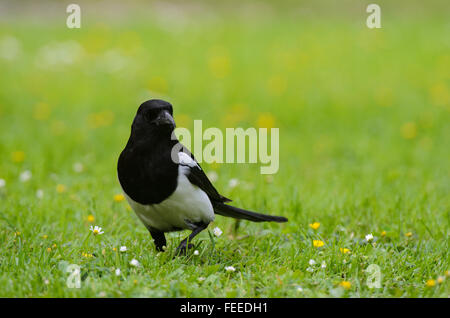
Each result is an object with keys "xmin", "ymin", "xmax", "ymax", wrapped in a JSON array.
[{"xmin": 154, "ymin": 110, "xmax": 175, "ymax": 128}]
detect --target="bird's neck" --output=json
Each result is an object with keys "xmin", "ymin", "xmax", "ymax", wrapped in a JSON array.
[{"xmin": 127, "ymin": 128, "xmax": 177, "ymax": 154}]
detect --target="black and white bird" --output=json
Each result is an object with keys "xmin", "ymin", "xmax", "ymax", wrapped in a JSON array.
[{"xmin": 117, "ymin": 99, "xmax": 287, "ymax": 254}]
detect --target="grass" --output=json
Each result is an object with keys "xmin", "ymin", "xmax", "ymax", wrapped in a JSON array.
[{"xmin": 0, "ymin": 1, "xmax": 449, "ymax": 297}]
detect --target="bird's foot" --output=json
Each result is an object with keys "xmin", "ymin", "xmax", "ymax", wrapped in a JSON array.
[{"xmin": 174, "ymin": 242, "xmax": 194, "ymax": 256}]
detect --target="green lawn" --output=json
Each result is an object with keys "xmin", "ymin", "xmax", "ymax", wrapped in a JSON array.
[{"xmin": 0, "ymin": 1, "xmax": 448, "ymax": 297}]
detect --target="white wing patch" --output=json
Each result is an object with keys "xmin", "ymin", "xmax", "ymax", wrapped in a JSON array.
[{"xmin": 178, "ymin": 151, "xmax": 200, "ymax": 169}]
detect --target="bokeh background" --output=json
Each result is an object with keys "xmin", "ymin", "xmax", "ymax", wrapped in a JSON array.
[{"xmin": 0, "ymin": 0, "xmax": 448, "ymax": 297}]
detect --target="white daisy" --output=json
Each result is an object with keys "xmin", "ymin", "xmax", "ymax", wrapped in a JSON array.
[
  {"xmin": 213, "ymin": 227, "xmax": 223, "ymax": 237},
  {"xmin": 193, "ymin": 250, "xmax": 200, "ymax": 256},
  {"xmin": 35, "ymin": 40, "xmax": 84, "ymax": 68},
  {"xmin": 99, "ymin": 49, "xmax": 131, "ymax": 73},
  {"xmin": 130, "ymin": 259, "xmax": 140, "ymax": 267},
  {"xmin": 296, "ymin": 286, "xmax": 303, "ymax": 292},
  {"xmin": 306, "ymin": 267, "xmax": 314, "ymax": 273},
  {"xmin": 73, "ymin": 162, "xmax": 84, "ymax": 173},
  {"xmin": 36, "ymin": 189, "xmax": 44, "ymax": 199},
  {"xmin": 207, "ymin": 171, "xmax": 218, "ymax": 182},
  {"xmin": 0, "ymin": 178, "xmax": 5, "ymax": 188},
  {"xmin": 228, "ymin": 178, "xmax": 239, "ymax": 189},
  {"xmin": 225, "ymin": 266, "xmax": 236, "ymax": 272},
  {"xmin": 115, "ymin": 268, "xmax": 121, "ymax": 276},
  {"xmin": 321, "ymin": 261, "xmax": 327, "ymax": 269},
  {"xmin": 89, "ymin": 225, "xmax": 104, "ymax": 235},
  {"xmin": 19, "ymin": 170, "xmax": 32, "ymax": 182},
  {"xmin": 308, "ymin": 259, "xmax": 316, "ymax": 266},
  {"xmin": 119, "ymin": 246, "xmax": 127, "ymax": 252},
  {"xmin": 365, "ymin": 233, "xmax": 374, "ymax": 242}
]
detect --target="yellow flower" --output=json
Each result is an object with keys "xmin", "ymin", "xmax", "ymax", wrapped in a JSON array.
[
  {"xmin": 15, "ymin": 231, "xmax": 21, "ymax": 236},
  {"xmin": 437, "ymin": 276, "xmax": 445, "ymax": 284},
  {"xmin": 148, "ymin": 76, "xmax": 168, "ymax": 94},
  {"xmin": 313, "ymin": 240, "xmax": 324, "ymax": 248},
  {"xmin": 309, "ymin": 222, "xmax": 321, "ymax": 230},
  {"xmin": 380, "ymin": 230, "xmax": 386, "ymax": 237},
  {"xmin": 221, "ymin": 103, "xmax": 249, "ymax": 126},
  {"xmin": 114, "ymin": 194, "xmax": 125, "ymax": 202},
  {"xmin": 340, "ymin": 248, "xmax": 351, "ymax": 254},
  {"xmin": 267, "ymin": 75, "xmax": 287, "ymax": 96},
  {"xmin": 256, "ymin": 113, "xmax": 276, "ymax": 129},
  {"xmin": 429, "ymin": 82, "xmax": 450, "ymax": 106},
  {"xmin": 401, "ymin": 122, "xmax": 417, "ymax": 139},
  {"xmin": 33, "ymin": 102, "xmax": 51, "ymax": 121},
  {"xmin": 56, "ymin": 184, "xmax": 66, "ymax": 193},
  {"xmin": 42, "ymin": 234, "xmax": 48, "ymax": 239},
  {"xmin": 405, "ymin": 232, "xmax": 413, "ymax": 237},
  {"xmin": 425, "ymin": 279, "xmax": 436, "ymax": 287},
  {"xmin": 46, "ymin": 247, "xmax": 52, "ymax": 252},
  {"xmin": 117, "ymin": 31, "xmax": 142, "ymax": 55},
  {"xmin": 445, "ymin": 270, "xmax": 450, "ymax": 277},
  {"xmin": 112, "ymin": 247, "xmax": 117, "ymax": 252},
  {"xmin": 52, "ymin": 244, "xmax": 57, "ymax": 248},
  {"xmin": 11, "ymin": 151, "xmax": 25, "ymax": 163},
  {"xmin": 208, "ymin": 47, "xmax": 231, "ymax": 79},
  {"xmin": 87, "ymin": 215, "xmax": 95, "ymax": 223},
  {"xmin": 339, "ymin": 281, "xmax": 351, "ymax": 289},
  {"xmin": 87, "ymin": 111, "xmax": 115, "ymax": 129}
]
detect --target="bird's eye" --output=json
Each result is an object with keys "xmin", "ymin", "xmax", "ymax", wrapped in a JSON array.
[{"xmin": 145, "ymin": 110, "xmax": 158, "ymax": 122}]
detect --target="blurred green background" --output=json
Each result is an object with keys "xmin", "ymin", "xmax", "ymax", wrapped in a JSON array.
[{"xmin": 0, "ymin": 0, "xmax": 448, "ymax": 297}]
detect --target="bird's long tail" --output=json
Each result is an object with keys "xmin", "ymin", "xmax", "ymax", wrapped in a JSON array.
[{"xmin": 213, "ymin": 202, "xmax": 288, "ymax": 223}]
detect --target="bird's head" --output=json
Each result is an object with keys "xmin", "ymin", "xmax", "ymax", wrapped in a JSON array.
[{"xmin": 132, "ymin": 99, "xmax": 176, "ymax": 136}]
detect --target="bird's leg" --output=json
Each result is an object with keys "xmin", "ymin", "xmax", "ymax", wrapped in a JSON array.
[
  {"xmin": 233, "ymin": 219, "xmax": 241, "ymax": 236},
  {"xmin": 148, "ymin": 227, "xmax": 167, "ymax": 252},
  {"xmin": 175, "ymin": 222, "xmax": 208, "ymax": 256}
]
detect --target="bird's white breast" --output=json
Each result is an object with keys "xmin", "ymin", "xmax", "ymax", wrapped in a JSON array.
[{"xmin": 124, "ymin": 164, "xmax": 215, "ymax": 232}]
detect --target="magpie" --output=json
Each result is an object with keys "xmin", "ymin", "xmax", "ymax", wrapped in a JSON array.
[{"xmin": 117, "ymin": 99, "xmax": 288, "ymax": 254}]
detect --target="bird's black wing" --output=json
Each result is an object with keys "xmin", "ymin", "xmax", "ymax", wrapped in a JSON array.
[
  {"xmin": 185, "ymin": 163, "xmax": 232, "ymax": 203},
  {"xmin": 177, "ymin": 147, "xmax": 231, "ymax": 203},
  {"xmin": 176, "ymin": 145, "xmax": 287, "ymax": 223}
]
